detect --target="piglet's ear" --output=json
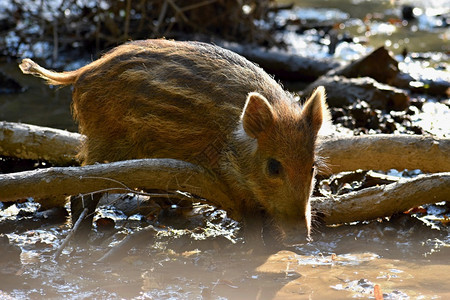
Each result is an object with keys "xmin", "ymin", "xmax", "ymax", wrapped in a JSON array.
[
  {"xmin": 301, "ymin": 86, "xmax": 328, "ymax": 135},
  {"xmin": 242, "ymin": 92, "xmax": 274, "ymax": 139}
]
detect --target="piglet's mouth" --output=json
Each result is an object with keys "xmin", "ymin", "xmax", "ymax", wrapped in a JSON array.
[{"xmin": 267, "ymin": 221, "xmax": 312, "ymax": 246}]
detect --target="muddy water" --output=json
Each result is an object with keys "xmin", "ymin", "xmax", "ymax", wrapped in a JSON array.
[{"xmin": 1, "ymin": 205, "xmax": 450, "ymax": 299}]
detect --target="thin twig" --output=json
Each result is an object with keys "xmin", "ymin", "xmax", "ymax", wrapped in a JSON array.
[
  {"xmin": 80, "ymin": 175, "xmax": 136, "ymax": 191},
  {"xmin": 123, "ymin": 0, "xmax": 132, "ymax": 40},
  {"xmin": 153, "ymin": 0, "xmax": 168, "ymax": 36},
  {"xmin": 54, "ymin": 207, "xmax": 89, "ymax": 260},
  {"xmin": 79, "ymin": 176, "xmax": 193, "ymax": 199},
  {"xmin": 166, "ymin": 0, "xmax": 189, "ymax": 23}
]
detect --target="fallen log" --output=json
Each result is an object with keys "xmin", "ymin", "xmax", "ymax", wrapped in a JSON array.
[
  {"xmin": 320, "ymin": 134, "xmax": 450, "ymax": 174},
  {"xmin": 1, "ymin": 122, "xmax": 449, "ymax": 174},
  {"xmin": 0, "ymin": 121, "xmax": 81, "ymax": 166},
  {"xmin": 0, "ymin": 158, "xmax": 230, "ymax": 207},
  {"xmin": 313, "ymin": 172, "xmax": 450, "ymax": 225},
  {"xmin": 0, "ymin": 159, "xmax": 447, "ymax": 225}
]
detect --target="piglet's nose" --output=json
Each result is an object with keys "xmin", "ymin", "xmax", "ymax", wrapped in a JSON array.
[{"xmin": 281, "ymin": 223, "xmax": 311, "ymax": 246}]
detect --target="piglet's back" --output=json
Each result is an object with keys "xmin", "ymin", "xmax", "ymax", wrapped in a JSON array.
[{"xmin": 70, "ymin": 39, "xmax": 289, "ymax": 164}]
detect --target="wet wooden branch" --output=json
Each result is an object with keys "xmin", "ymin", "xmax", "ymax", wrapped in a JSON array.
[
  {"xmin": 54, "ymin": 207, "xmax": 88, "ymax": 260},
  {"xmin": 227, "ymin": 44, "xmax": 448, "ymax": 95},
  {"xmin": 313, "ymin": 172, "xmax": 450, "ymax": 225},
  {"xmin": 320, "ymin": 134, "xmax": 450, "ymax": 174},
  {"xmin": 0, "ymin": 158, "xmax": 231, "ymax": 206},
  {"xmin": 2, "ymin": 122, "xmax": 448, "ymax": 174},
  {"xmin": 167, "ymin": 0, "xmax": 189, "ymax": 23},
  {"xmin": 101, "ymin": 173, "xmax": 450, "ymax": 226},
  {"xmin": 123, "ymin": 0, "xmax": 132, "ymax": 40},
  {"xmin": 0, "ymin": 160, "xmax": 447, "ymax": 226},
  {"xmin": 0, "ymin": 121, "xmax": 81, "ymax": 166}
]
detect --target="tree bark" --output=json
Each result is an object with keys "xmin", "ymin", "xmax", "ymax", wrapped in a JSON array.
[
  {"xmin": 319, "ymin": 134, "xmax": 450, "ymax": 174},
  {"xmin": 312, "ymin": 172, "xmax": 450, "ymax": 225},
  {"xmin": 1, "ymin": 122, "xmax": 449, "ymax": 174},
  {"xmin": 0, "ymin": 159, "xmax": 447, "ymax": 225},
  {"xmin": 0, "ymin": 121, "xmax": 81, "ymax": 166},
  {"xmin": 0, "ymin": 158, "xmax": 231, "ymax": 207}
]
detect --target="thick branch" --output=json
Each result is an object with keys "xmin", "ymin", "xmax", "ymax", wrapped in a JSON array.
[
  {"xmin": 312, "ymin": 172, "xmax": 450, "ymax": 225},
  {"xmin": 0, "ymin": 158, "xmax": 231, "ymax": 207},
  {"xmin": 2, "ymin": 122, "xmax": 449, "ymax": 174},
  {"xmin": 0, "ymin": 158, "xmax": 448, "ymax": 226},
  {"xmin": 0, "ymin": 121, "xmax": 81, "ymax": 165},
  {"xmin": 320, "ymin": 134, "xmax": 450, "ymax": 174}
]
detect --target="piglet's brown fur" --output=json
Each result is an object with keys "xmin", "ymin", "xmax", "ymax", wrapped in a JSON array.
[{"xmin": 19, "ymin": 39, "xmax": 328, "ymax": 241}]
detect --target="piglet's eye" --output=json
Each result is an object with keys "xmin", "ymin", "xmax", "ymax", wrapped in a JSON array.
[{"xmin": 267, "ymin": 158, "xmax": 282, "ymax": 176}]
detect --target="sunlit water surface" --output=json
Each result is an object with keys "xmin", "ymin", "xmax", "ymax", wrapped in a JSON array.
[{"xmin": 1, "ymin": 203, "xmax": 449, "ymax": 299}]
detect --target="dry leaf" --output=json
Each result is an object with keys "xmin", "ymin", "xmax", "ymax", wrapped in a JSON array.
[{"xmin": 374, "ymin": 284, "xmax": 383, "ymax": 300}]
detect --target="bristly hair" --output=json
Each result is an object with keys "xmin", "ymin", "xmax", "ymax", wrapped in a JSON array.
[
  {"xmin": 313, "ymin": 124, "xmax": 332, "ymax": 175},
  {"xmin": 308, "ymin": 210, "xmax": 322, "ymax": 238},
  {"xmin": 313, "ymin": 152, "xmax": 330, "ymax": 175}
]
